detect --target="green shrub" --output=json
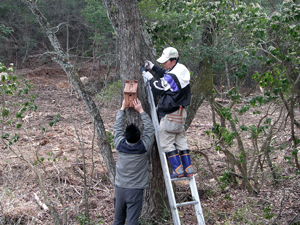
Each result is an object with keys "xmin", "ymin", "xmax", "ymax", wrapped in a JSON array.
[{"xmin": 103, "ymin": 80, "xmax": 122, "ymax": 102}]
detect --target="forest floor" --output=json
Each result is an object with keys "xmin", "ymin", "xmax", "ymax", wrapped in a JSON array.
[{"xmin": 0, "ymin": 64, "xmax": 299, "ymax": 225}]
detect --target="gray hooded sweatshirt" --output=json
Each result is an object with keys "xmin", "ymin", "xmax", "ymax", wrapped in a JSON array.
[{"xmin": 113, "ymin": 110, "xmax": 155, "ymax": 189}]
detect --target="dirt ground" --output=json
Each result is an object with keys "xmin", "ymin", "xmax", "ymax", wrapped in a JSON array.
[{"xmin": 0, "ymin": 65, "xmax": 299, "ymax": 225}]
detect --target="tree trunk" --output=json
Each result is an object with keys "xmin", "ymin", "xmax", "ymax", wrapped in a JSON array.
[
  {"xmin": 185, "ymin": 23, "xmax": 214, "ymax": 128},
  {"xmin": 102, "ymin": 0, "xmax": 166, "ymax": 221}
]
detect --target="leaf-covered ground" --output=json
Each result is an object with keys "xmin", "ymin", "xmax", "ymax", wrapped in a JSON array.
[{"xmin": 0, "ymin": 65, "xmax": 299, "ymax": 224}]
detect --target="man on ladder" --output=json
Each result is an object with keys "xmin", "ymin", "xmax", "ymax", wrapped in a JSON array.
[{"xmin": 142, "ymin": 47, "xmax": 194, "ymax": 178}]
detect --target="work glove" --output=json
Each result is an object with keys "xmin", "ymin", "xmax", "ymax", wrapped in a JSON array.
[
  {"xmin": 142, "ymin": 71, "xmax": 153, "ymax": 81},
  {"xmin": 144, "ymin": 60, "xmax": 154, "ymax": 70}
]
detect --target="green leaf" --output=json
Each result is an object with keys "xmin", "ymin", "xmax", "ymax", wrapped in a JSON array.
[
  {"xmin": 11, "ymin": 134, "xmax": 20, "ymax": 143},
  {"xmin": 2, "ymin": 133, "xmax": 9, "ymax": 139},
  {"xmin": 292, "ymin": 148, "xmax": 298, "ymax": 156},
  {"xmin": 238, "ymin": 105, "xmax": 250, "ymax": 114},
  {"xmin": 2, "ymin": 108, "xmax": 10, "ymax": 117},
  {"xmin": 240, "ymin": 125, "xmax": 248, "ymax": 131},
  {"xmin": 15, "ymin": 112, "xmax": 23, "ymax": 119}
]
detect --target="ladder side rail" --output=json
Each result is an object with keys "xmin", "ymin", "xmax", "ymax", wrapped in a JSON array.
[
  {"xmin": 144, "ymin": 79, "xmax": 181, "ymax": 225},
  {"xmin": 189, "ymin": 177, "xmax": 206, "ymax": 225}
]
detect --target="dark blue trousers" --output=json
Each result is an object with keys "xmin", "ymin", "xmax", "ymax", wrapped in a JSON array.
[{"xmin": 112, "ymin": 186, "xmax": 144, "ymax": 225}]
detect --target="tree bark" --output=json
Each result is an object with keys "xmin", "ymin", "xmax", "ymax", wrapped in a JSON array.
[
  {"xmin": 186, "ymin": 58, "xmax": 213, "ymax": 128},
  {"xmin": 185, "ymin": 23, "xmax": 214, "ymax": 128}
]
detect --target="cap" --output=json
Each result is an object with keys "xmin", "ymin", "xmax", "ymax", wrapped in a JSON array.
[{"xmin": 157, "ymin": 47, "xmax": 179, "ymax": 63}]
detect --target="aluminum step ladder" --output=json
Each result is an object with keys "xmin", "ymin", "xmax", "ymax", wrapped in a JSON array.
[{"xmin": 143, "ymin": 78, "xmax": 205, "ymax": 225}]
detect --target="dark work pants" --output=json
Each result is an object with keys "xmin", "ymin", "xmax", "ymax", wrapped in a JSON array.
[{"xmin": 113, "ymin": 186, "xmax": 144, "ymax": 225}]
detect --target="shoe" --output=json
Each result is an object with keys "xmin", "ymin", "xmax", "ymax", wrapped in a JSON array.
[
  {"xmin": 166, "ymin": 150, "xmax": 184, "ymax": 178},
  {"xmin": 179, "ymin": 150, "xmax": 194, "ymax": 177}
]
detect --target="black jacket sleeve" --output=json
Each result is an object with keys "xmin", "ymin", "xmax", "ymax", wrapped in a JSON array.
[{"xmin": 152, "ymin": 65, "xmax": 166, "ymax": 78}]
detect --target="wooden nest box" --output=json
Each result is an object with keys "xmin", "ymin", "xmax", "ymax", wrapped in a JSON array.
[{"xmin": 124, "ymin": 80, "xmax": 138, "ymax": 107}]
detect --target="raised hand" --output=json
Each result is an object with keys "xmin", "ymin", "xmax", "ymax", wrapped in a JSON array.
[{"xmin": 132, "ymin": 98, "xmax": 144, "ymax": 114}]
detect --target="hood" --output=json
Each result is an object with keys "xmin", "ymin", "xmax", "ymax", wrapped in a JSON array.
[{"xmin": 169, "ymin": 63, "xmax": 190, "ymax": 88}]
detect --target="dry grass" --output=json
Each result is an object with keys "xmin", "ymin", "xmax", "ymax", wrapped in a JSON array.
[{"xmin": 0, "ymin": 65, "xmax": 299, "ymax": 224}]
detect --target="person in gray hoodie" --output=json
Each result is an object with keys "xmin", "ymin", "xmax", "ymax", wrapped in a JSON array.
[{"xmin": 112, "ymin": 98, "xmax": 155, "ymax": 225}]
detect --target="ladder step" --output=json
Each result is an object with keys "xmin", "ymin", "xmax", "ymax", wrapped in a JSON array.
[
  {"xmin": 176, "ymin": 200, "xmax": 199, "ymax": 207},
  {"xmin": 171, "ymin": 176, "xmax": 193, "ymax": 182}
]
